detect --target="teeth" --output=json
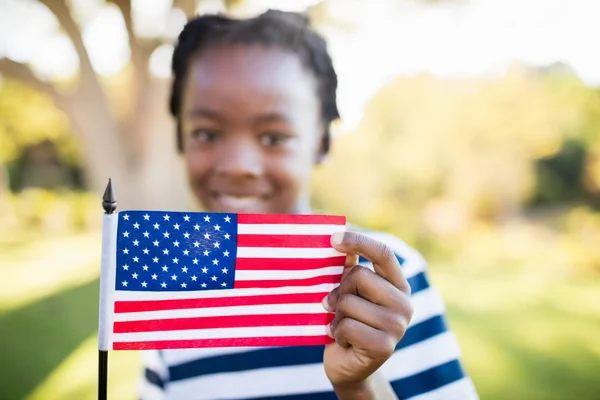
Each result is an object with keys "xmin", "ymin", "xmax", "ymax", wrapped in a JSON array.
[{"xmin": 218, "ymin": 195, "xmax": 261, "ymax": 209}]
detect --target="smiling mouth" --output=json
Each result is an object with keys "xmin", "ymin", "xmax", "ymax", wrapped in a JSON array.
[{"xmin": 211, "ymin": 193, "xmax": 267, "ymax": 212}]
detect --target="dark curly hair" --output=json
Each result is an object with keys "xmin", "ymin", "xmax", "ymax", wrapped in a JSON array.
[{"xmin": 169, "ymin": 9, "xmax": 340, "ymax": 153}]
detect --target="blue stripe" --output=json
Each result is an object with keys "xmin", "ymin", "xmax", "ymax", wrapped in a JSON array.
[
  {"xmin": 390, "ymin": 359, "xmax": 466, "ymax": 399},
  {"xmin": 238, "ymin": 391, "xmax": 337, "ymax": 400},
  {"xmin": 359, "ymin": 252, "xmax": 405, "ymax": 266},
  {"xmin": 407, "ymin": 272, "xmax": 429, "ymax": 295},
  {"xmin": 398, "ymin": 315, "xmax": 447, "ymax": 349},
  {"xmin": 144, "ymin": 368, "xmax": 164, "ymax": 389},
  {"xmin": 237, "ymin": 360, "xmax": 465, "ymax": 400},
  {"xmin": 169, "ymin": 345, "xmax": 325, "ymax": 381},
  {"xmin": 168, "ymin": 315, "xmax": 448, "ymax": 382}
]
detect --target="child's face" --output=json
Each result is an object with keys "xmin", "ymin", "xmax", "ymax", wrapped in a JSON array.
[{"xmin": 180, "ymin": 44, "xmax": 325, "ymax": 215}]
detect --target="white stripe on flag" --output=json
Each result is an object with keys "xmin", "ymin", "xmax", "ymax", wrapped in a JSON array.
[
  {"xmin": 112, "ymin": 325, "xmax": 327, "ymax": 343},
  {"xmin": 236, "ymin": 247, "xmax": 344, "ymax": 258},
  {"xmin": 238, "ymin": 223, "xmax": 345, "ymax": 235},
  {"xmin": 114, "ymin": 283, "xmax": 339, "ymax": 301},
  {"xmin": 235, "ymin": 266, "xmax": 343, "ymax": 280},
  {"xmin": 113, "ymin": 302, "xmax": 327, "ymax": 322}
]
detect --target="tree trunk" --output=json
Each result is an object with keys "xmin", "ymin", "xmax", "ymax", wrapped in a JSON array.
[{"xmin": 65, "ymin": 76, "xmax": 196, "ymax": 211}]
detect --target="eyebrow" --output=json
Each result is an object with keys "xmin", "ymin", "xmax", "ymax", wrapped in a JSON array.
[
  {"xmin": 187, "ymin": 108, "xmax": 223, "ymax": 122},
  {"xmin": 187, "ymin": 108, "xmax": 291, "ymax": 125},
  {"xmin": 253, "ymin": 112, "xmax": 291, "ymax": 125}
]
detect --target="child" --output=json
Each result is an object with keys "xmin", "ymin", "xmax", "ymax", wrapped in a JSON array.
[{"xmin": 139, "ymin": 9, "xmax": 478, "ymax": 400}]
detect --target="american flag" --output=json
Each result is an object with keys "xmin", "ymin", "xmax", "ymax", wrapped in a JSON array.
[{"xmin": 102, "ymin": 210, "xmax": 347, "ymax": 350}]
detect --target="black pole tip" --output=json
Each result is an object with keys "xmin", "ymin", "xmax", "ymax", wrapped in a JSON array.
[{"xmin": 102, "ymin": 178, "xmax": 117, "ymax": 214}]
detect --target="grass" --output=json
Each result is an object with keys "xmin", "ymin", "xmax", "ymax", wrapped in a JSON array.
[
  {"xmin": 1, "ymin": 230, "xmax": 599, "ymax": 399},
  {"xmin": 433, "ymin": 270, "xmax": 600, "ymax": 399}
]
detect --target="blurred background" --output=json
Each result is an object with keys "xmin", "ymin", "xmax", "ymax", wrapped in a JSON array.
[{"xmin": 1, "ymin": 0, "xmax": 599, "ymax": 398}]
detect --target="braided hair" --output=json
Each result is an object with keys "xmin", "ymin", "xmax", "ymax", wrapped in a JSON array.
[{"xmin": 169, "ymin": 9, "xmax": 340, "ymax": 153}]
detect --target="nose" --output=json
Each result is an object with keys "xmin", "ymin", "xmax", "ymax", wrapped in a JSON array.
[{"xmin": 214, "ymin": 138, "xmax": 263, "ymax": 179}]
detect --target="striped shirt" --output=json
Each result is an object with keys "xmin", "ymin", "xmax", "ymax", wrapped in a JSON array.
[{"xmin": 138, "ymin": 225, "xmax": 478, "ymax": 400}]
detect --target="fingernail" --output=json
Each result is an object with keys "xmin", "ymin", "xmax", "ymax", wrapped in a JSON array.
[
  {"xmin": 322, "ymin": 295, "xmax": 331, "ymax": 312},
  {"xmin": 326, "ymin": 323, "xmax": 334, "ymax": 338},
  {"xmin": 331, "ymin": 232, "xmax": 344, "ymax": 246}
]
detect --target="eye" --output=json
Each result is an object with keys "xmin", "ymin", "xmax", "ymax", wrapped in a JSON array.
[
  {"xmin": 190, "ymin": 129, "xmax": 220, "ymax": 143},
  {"xmin": 259, "ymin": 132, "xmax": 291, "ymax": 147}
]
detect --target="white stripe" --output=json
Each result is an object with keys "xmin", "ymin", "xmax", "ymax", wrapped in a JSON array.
[
  {"xmin": 167, "ymin": 359, "xmax": 332, "ymax": 399},
  {"xmin": 141, "ymin": 350, "xmax": 169, "ymax": 379},
  {"xmin": 114, "ymin": 302, "xmax": 327, "ymax": 322},
  {"xmin": 407, "ymin": 377, "xmax": 479, "ymax": 400},
  {"xmin": 138, "ymin": 379, "xmax": 165, "ymax": 399},
  {"xmin": 401, "ymin": 256, "xmax": 427, "ymax": 280},
  {"xmin": 112, "ymin": 325, "xmax": 327, "ymax": 343},
  {"xmin": 238, "ymin": 224, "xmax": 344, "ymax": 235},
  {"xmin": 165, "ymin": 332, "xmax": 462, "ymax": 400},
  {"xmin": 236, "ymin": 266, "xmax": 343, "ymax": 280},
  {"xmin": 160, "ymin": 346, "xmax": 267, "ymax": 366},
  {"xmin": 114, "ymin": 282, "xmax": 339, "ymax": 301},
  {"xmin": 237, "ymin": 247, "xmax": 344, "ymax": 258},
  {"xmin": 408, "ymin": 288, "xmax": 446, "ymax": 327},
  {"xmin": 380, "ymin": 332, "xmax": 462, "ymax": 380}
]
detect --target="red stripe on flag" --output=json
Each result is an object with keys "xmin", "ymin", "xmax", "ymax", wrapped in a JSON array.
[
  {"xmin": 237, "ymin": 234, "xmax": 333, "ymax": 248},
  {"xmin": 113, "ymin": 313, "xmax": 334, "ymax": 333},
  {"xmin": 113, "ymin": 335, "xmax": 334, "ymax": 350},
  {"xmin": 114, "ymin": 292, "xmax": 329, "ymax": 313},
  {"xmin": 234, "ymin": 274, "xmax": 341, "ymax": 289},
  {"xmin": 238, "ymin": 214, "xmax": 346, "ymax": 225},
  {"xmin": 236, "ymin": 256, "xmax": 346, "ymax": 271}
]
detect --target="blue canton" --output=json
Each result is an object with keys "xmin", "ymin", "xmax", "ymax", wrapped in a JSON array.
[{"xmin": 115, "ymin": 211, "xmax": 238, "ymax": 292}]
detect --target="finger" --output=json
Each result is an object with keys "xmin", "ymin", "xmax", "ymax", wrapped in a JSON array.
[
  {"xmin": 323, "ymin": 265, "xmax": 407, "ymax": 312},
  {"xmin": 331, "ymin": 231, "xmax": 409, "ymax": 294},
  {"xmin": 330, "ymin": 293, "xmax": 410, "ymax": 341},
  {"xmin": 333, "ymin": 318, "xmax": 397, "ymax": 360},
  {"xmin": 340, "ymin": 252, "xmax": 359, "ymax": 279}
]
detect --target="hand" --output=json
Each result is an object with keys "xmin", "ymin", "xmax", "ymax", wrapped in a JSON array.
[{"xmin": 322, "ymin": 231, "xmax": 414, "ymax": 396}]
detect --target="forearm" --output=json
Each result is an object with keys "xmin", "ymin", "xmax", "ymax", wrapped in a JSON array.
[{"xmin": 333, "ymin": 372, "xmax": 399, "ymax": 400}]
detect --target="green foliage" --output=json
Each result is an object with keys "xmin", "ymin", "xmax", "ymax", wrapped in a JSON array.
[
  {"xmin": 1, "ymin": 189, "xmax": 101, "ymax": 234},
  {"xmin": 532, "ymin": 140, "xmax": 587, "ymax": 204},
  {"xmin": 311, "ymin": 67, "xmax": 600, "ymax": 278},
  {"xmin": 0, "ymin": 80, "xmax": 82, "ymax": 166}
]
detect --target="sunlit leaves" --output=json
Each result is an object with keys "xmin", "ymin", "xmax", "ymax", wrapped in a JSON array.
[{"xmin": 0, "ymin": 81, "xmax": 81, "ymax": 164}]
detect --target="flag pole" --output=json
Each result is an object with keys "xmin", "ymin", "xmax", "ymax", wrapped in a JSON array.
[{"xmin": 99, "ymin": 178, "xmax": 117, "ymax": 400}]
